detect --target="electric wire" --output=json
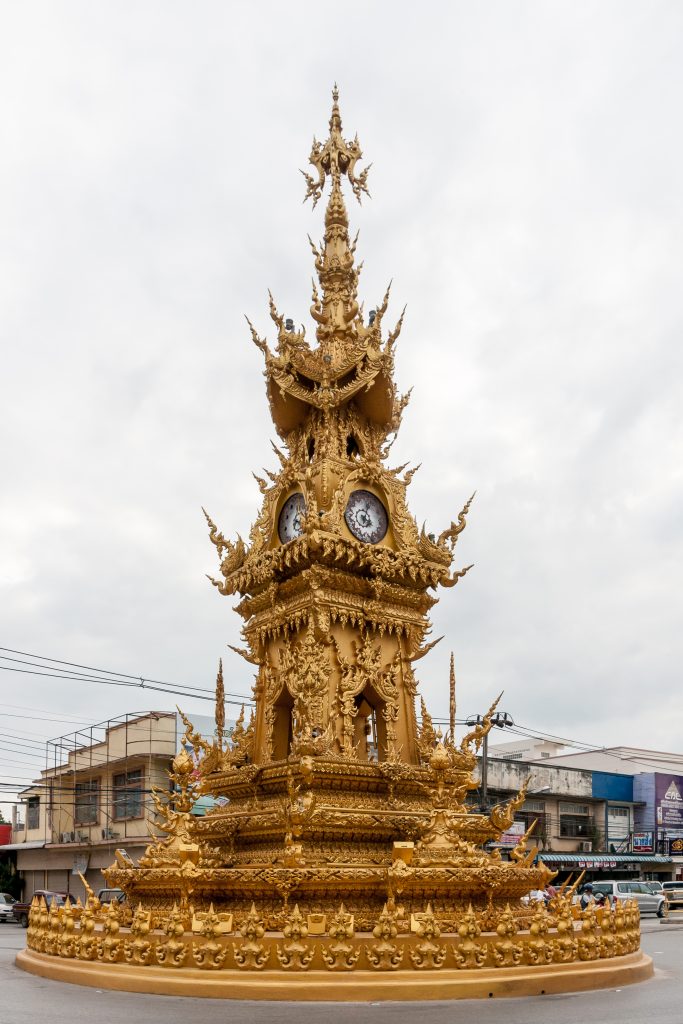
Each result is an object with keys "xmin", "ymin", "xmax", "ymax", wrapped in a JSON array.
[
  {"xmin": 0, "ymin": 647, "xmax": 255, "ymax": 703},
  {"xmin": 429, "ymin": 713, "xmax": 681, "ymax": 774}
]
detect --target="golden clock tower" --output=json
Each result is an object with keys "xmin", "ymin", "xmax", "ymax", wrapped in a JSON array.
[
  {"xmin": 102, "ymin": 89, "xmax": 549, "ymax": 932},
  {"xmin": 23, "ymin": 89, "xmax": 650, "ymax": 1003},
  {"xmin": 205, "ymin": 87, "xmax": 472, "ymax": 770}
]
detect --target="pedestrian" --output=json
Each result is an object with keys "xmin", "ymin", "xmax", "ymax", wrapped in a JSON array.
[{"xmin": 580, "ymin": 883, "xmax": 595, "ymax": 910}]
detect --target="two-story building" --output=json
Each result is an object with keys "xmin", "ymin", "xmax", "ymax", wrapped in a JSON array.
[
  {"xmin": 476, "ymin": 754, "xmax": 674, "ymax": 883},
  {"xmin": 8, "ymin": 709, "xmax": 218, "ymax": 903}
]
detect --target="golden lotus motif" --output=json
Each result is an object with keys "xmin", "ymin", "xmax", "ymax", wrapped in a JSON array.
[{"xmin": 17, "ymin": 88, "xmax": 652, "ymax": 1001}]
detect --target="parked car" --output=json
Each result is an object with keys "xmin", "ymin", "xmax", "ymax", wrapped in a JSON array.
[
  {"xmin": 591, "ymin": 880, "xmax": 667, "ymax": 917},
  {"xmin": 12, "ymin": 890, "xmax": 68, "ymax": 928},
  {"xmin": 97, "ymin": 888, "xmax": 126, "ymax": 906},
  {"xmin": 0, "ymin": 893, "xmax": 17, "ymax": 923},
  {"xmin": 644, "ymin": 880, "xmax": 664, "ymax": 894},
  {"xmin": 662, "ymin": 881, "xmax": 683, "ymax": 909}
]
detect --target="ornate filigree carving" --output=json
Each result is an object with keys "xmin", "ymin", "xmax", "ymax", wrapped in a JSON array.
[
  {"xmin": 490, "ymin": 904, "xmax": 523, "ymax": 967},
  {"xmin": 409, "ymin": 904, "xmax": 447, "ymax": 969},
  {"xmin": 97, "ymin": 900, "xmax": 123, "ymax": 964},
  {"xmin": 233, "ymin": 904, "xmax": 269, "ymax": 970},
  {"xmin": 156, "ymin": 904, "xmax": 188, "ymax": 967},
  {"xmin": 453, "ymin": 904, "xmax": 487, "ymax": 968},
  {"xmin": 123, "ymin": 904, "xmax": 153, "ymax": 965},
  {"xmin": 322, "ymin": 903, "xmax": 360, "ymax": 969},
  {"xmin": 276, "ymin": 904, "xmax": 314, "ymax": 969},
  {"xmin": 526, "ymin": 904, "xmax": 553, "ymax": 965},
  {"xmin": 75, "ymin": 903, "xmax": 99, "ymax": 962},
  {"xmin": 192, "ymin": 904, "xmax": 229, "ymax": 969},
  {"xmin": 366, "ymin": 903, "xmax": 403, "ymax": 970},
  {"xmin": 57, "ymin": 898, "xmax": 77, "ymax": 959}
]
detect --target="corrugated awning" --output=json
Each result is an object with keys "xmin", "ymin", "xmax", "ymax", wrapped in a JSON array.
[
  {"xmin": 0, "ymin": 841, "xmax": 46, "ymax": 851},
  {"xmin": 537, "ymin": 853, "xmax": 671, "ymax": 865}
]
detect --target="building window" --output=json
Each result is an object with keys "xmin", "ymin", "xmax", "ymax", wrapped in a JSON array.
[
  {"xmin": 27, "ymin": 796, "xmax": 40, "ymax": 830},
  {"xmin": 74, "ymin": 779, "xmax": 99, "ymax": 825},
  {"xmin": 516, "ymin": 809, "xmax": 548, "ymax": 838},
  {"xmin": 112, "ymin": 769, "xmax": 144, "ymax": 820},
  {"xmin": 607, "ymin": 805, "xmax": 631, "ymax": 840},
  {"xmin": 559, "ymin": 801, "xmax": 591, "ymax": 838}
]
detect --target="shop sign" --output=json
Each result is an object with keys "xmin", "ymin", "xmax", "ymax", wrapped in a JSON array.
[
  {"xmin": 669, "ymin": 837, "xmax": 683, "ymax": 856},
  {"xmin": 577, "ymin": 859, "xmax": 617, "ymax": 869},
  {"xmin": 655, "ymin": 774, "xmax": 683, "ymax": 829},
  {"xmin": 72, "ymin": 854, "xmax": 89, "ymax": 876},
  {"xmin": 633, "ymin": 831, "xmax": 654, "ymax": 853},
  {"xmin": 498, "ymin": 820, "xmax": 525, "ymax": 847}
]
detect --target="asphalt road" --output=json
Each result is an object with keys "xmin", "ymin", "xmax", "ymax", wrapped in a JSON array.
[{"xmin": 1, "ymin": 920, "xmax": 681, "ymax": 1024}]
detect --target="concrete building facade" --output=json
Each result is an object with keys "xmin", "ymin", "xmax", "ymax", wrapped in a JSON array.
[{"xmin": 8, "ymin": 710, "xmax": 218, "ymax": 902}]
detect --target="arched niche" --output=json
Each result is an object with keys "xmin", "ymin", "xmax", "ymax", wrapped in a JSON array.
[
  {"xmin": 352, "ymin": 683, "xmax": 387, "ymax": 762},
  {"xmin": 271, "ymin": 687, "xmax": 294, "ymax": 760}
]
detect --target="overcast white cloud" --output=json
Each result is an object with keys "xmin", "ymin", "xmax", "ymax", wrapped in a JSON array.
[{"xmin": 1, "ymin": 1, "xmax": 682, "ymax": 815}]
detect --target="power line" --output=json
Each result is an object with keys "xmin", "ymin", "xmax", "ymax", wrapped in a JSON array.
[
  {"xmin": 486, "ymin": 722, "xmax": 683, "ymax": 775},
  {"xmin": 0, "ymin": 664, "xmax": 221, "ymax": 704},
  {"xmin": 0, "ymin": 710, "xmax": 98, "ymax": 725},
  {"xmin": 0, "ymin": 647, "xmax": 254, "ymax": 703},
  {"xmin": 0, "ymin": 701, "xmax": 98, "ymax": 721},
  {"xmin": 0, "ymin": 727, "xmax": 59, "ymax": 746}
]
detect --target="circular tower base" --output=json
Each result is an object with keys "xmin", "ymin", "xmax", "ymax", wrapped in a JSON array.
[{"xmin": 16, "ymin": 947, "xmax": 653, "ymax": 1001}]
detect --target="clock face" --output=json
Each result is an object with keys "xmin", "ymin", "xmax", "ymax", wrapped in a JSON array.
[
  {"xmin": 344, "ymin": 489, "xmax": 388, "ymax": 544},
  {"xmin": 278, "ymin": 492, "xmax": 307, "ymax": 543}
]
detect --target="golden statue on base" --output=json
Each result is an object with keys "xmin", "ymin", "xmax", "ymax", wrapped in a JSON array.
[{"xmin": 18, "ymin": 89, "xmax": 652, "ymax": 1001}]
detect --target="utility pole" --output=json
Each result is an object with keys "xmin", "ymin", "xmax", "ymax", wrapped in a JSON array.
[{"xmin": 466, "ymin": 710, "xmax": 515, "ymax": 812}]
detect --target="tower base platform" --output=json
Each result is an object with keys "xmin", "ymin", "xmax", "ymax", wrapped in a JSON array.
[{"xmin": 16, "ymin": 947, "xmax": 653, "ymax": 1002}]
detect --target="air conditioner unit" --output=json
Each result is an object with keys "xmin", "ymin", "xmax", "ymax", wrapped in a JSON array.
[
  {"xmin": 579, "ymin": 841, "xmax": 593, "ymax": 853},
  {"xmin": 60, "ymin": 832, "xmax": 74, "ymax": 843}
]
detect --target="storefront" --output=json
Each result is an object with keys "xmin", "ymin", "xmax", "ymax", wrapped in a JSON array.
[{"xmin": 535, "ymin": 852, "xmax": 673, "ymax": 884}]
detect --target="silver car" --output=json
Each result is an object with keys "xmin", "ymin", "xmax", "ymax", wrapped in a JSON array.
[
  {"xmin": 592, "ymin": 880, "xmax": 667, "ymax": 917},
  {"xmin": 0, "ymin": 893, "xmax": 17, "ymax": 923}
]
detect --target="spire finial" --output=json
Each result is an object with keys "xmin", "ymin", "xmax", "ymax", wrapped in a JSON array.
[
  {"xmin": 301, "ymin": 86, "xmax": 371, "ymax": 208},
  {"xmin": 330, "ymin": 83, "xmax": 341, "ymax": 133}
]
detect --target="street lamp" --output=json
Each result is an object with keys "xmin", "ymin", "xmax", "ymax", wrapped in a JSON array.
[{"xmin": 466, "ymin": 710, "xmax": 515, "ymax": 812}]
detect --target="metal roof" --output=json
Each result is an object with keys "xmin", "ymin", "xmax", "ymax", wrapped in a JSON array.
[
  {"xmin": 0, "ymin": 841, "xmax": 46, "ymax": 851},
  {"xmin": 537, "ymin": 853, "xmax": 672, "ymax": 865}
]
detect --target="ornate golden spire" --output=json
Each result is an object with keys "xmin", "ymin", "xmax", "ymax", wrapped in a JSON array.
[
  {"xmin": 304, "ymin": 86, "xmax": 371, "ymax": 362},
  {"xmin": 249, "ymin": 86, "xmax": 402, "ymax": 436},
  {"xmin": 301, "ymin": 85, "xmax": 371, "ymax": 208}
]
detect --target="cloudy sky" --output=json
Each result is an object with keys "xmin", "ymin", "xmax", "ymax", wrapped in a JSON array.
[{"xmin": 1, "ymin": 2, "xmax": 682, "ymax": 816}]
